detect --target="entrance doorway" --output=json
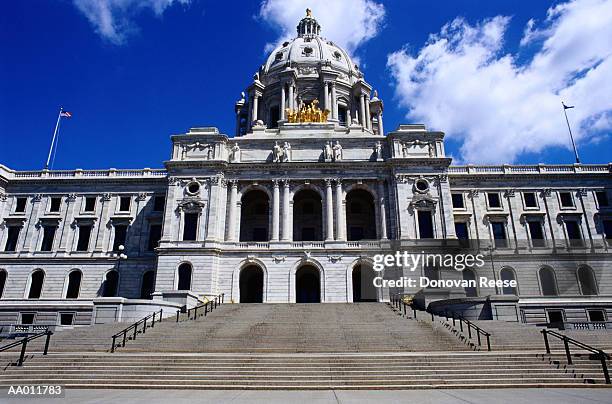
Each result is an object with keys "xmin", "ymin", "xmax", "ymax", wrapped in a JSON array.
[
  {"xmin": 240, "ymin": 265, "xmax": 264, "ymax": 303},
  {"xmin": 295, "ymin": 265, "xmax": 320, "ymax": 303},
  {"xmin": 352, "ymin": 264, "xmax": 377, "ymax": 302}
]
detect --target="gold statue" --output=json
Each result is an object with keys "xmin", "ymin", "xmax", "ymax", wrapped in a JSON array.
[{"xmin": 285, "ymin": 99, "xmax": 330, "ymax": 123}]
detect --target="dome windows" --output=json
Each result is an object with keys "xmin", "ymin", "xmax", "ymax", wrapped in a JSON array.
[
  {"xmin": 275, "ymin": 52, "xmax": 283, "ymax": 61},
  {"xmin": 282, "ymin": 41, "xmax": 289, "ymax": 47},
  {"xmin": 333, "ymin": 50, "xmax": 342, "ymax": 60},
  {"xmin": 302, "ymin": 46, "xmax": 314, "ymax": 56},
  {"xmin": 186, "ymin": 180, "xmax": 201, "ymax": 196}
]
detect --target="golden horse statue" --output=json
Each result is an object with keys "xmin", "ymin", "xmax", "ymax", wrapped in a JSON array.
[{"xmin": 285, "ymin": 99, "xmax": 330, "ymax": 123}]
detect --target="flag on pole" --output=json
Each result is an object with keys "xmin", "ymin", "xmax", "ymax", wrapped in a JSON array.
[
  {"xmin": 60, "ymin": 111, "xmax": 73, "ymax": 118},
  {"xmin": 562, "ymin": 102, "xmax": 574, "ymax": 110}
]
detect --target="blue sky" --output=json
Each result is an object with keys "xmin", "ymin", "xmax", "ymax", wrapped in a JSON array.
[{"xmin": 1, "ymin": 0, "xmax": 610, "ymax": 170}]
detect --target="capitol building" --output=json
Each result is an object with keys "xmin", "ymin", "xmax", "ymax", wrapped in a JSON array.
[{"xmin": 0, "ymin": 11, "xmax": 610, "ymax": 329}]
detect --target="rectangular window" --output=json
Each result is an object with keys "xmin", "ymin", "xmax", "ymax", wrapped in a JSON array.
[
  {"xmin": 547, "ymin": 310, "xmax": 564, "ymax": 324},
  {"xmin": 183, "ymin": 213, "xmax": 198, "ymax": 241},
  {"xmin": 527, "ymin": 220, "xmax": 545, "ymax": 247},
  {"xmin": 84, "ymin": 197, "xmax": 96, "ymax": 212},
  {"xmin": 491, "ymin": 221, "xmax": 507, "ymax": 248},
  {"xmin": 20, "ymin": 313, "xmax": 35, "ymax": 325},
  {"xmin": 451, "ymin": 193, "xmax": 465, "ymax": 209},
  {"xmin": 153, "ymin": 196, "xmax": 165, "ymax": 212},
  {"xmin": 559, "ymin": 192, "xmax": 574, "ymax": 208},
  {"xmin": 59, "ymin": 312, "xmax": 75, "ymax": 326},
  {"xmin": 565, "ymin": 220, "xmax": 583, "ymax": 247},
  {"xmin": 147, "ymin": 224, "xmax": 162, "ymax": 251},
  {"xmin": 76, "ymin": 225, "xmax": 92, "ymax": 251},
  {"xmin": 587, "ymin": 310, "xmax": 605, "ymax": 322},
  {"xmin": 49, "ymin": 197, "xmax": 62, "ymax": 212},
  {"xmin": 596, "ymin": 191, "xmax": 609, "ymax": 208},
  {"xmin": 418, "ymin": 210, "xmax": 434, "ymax": 239},
  {"xmin": 454, "ymin": 222, "xmax": 469, "ymax": 240},
  {"xmin": 603, "ymin": 220, "xmax": 612, "ymax": 240},
  {"xmin": 119, "ymin": 196, "xmax": 131, "ymax": 212},
  {"xmin": 487, "ymin": 193, "xmax": 502, "ymax": 209},
  {"xmin": 40, "ymin": 226, "xmax": 56, "ymax": 251},
  {"xmin": 523, "ymin": 192, "xmax": 538, "ymax": 208},
  {"xmin": 113, "ymin": 224, "xmax": 128, "ymax": 251},
  {"xmin": 15, "ymin": 197, "xmax": 27, "ymax": 213},
  {"xmin": 4, "ymin": 226, "xmax": 21, "ymax": 252}
]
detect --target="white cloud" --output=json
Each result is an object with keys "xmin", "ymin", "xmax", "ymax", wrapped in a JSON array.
[
  {"xmin": 258, "ymin": 0, "xmax": 385, "ymax": 55},
  {"xmin": 73, "ymin": 0, "xmax": 190, "ymax": 44},
  {"xmin": 387, "ymin": 0, "xmax": 612, "ymax": 163}
]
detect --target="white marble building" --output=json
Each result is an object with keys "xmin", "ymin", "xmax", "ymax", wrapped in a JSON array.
[{"xmin": 0, "ymin": 12, "xmax": 611, "ymax": 328}]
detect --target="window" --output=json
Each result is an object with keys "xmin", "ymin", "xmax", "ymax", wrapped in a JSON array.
[
  {"xmin": 102, "ymin": 270, "xmax": 119, "ymax": 297},
  {"xmin": 140, "ymin": 271, "xmax": 155, "ymax": 299},
  {"xmin": 490, "ymin": 221, "xmax": 507, "ymax": 248},
  {"xmin": 252, "ymin": 227, "xmax": 268, "ymax": 241},
  {"xmin": 451, "ymin": 193, "xmax": 465, "ymax": 209},
  {"xmin": 539, "ymin": 267, "xmax": 558, "ymax": 296},
  {"xmin": 577, "ymin": 266, "xmax": 598, "ymax": 296},
  {"xmin": 112, "ymin": 224, "xmax": 128, "ymax": 251},
  {"xmin": 487, "ymin": 193, "xmax": 501, "ymax": 209},
  {"xmin": 500, "ymin": 268, "xmax": 517, "ymax": 295},
  {"xmin": 20, "ymin": 313, "xmax": 35, "ymax": 325},
  {"xmin": 15, "ymin": 197, "xmax": 27, "ymax": 213},
  {"xmin": 49, "ymin": 197, "xmax": 62, "ymax": 212},
  {"xmin": 183, "ymin": 213, "xmax": 198, "ymax": 241},
  {"xmin": 147, "ymin": 224, "xmax": 162, "ymax": 251},
  {"xmin": 153, "ymin": 196, "xmax": 165, "ymax": 212},
  {"xmin": 59, "ymin": 313, "xmax": 74, "ymax": 326},
  {"xmin": 76, "ymin": 224, "xmax": 92, "ymax": 251},
  {"xmin": 559, "ymin": 192, "xmax": 574, "ymax": 208},
  {"xmin": 301, "ymin": 227, "xmax": 315, "ymax": 241},
  {"xmin": 454, "ymin": 222, "xmax": 470, "ymax": 247},
  {"xmin": 84, "ymin": 197, "xmax": 96, "ymax": 212},
  {"xmin": 418, "ymin": 210, "xmax": 434, "ymax": 239},
  {"xmin": 269, "ymin": 106, "xmax": 280, "ymax": 128},
  {"xmin": 338, "ymin": 106, "xmax": 347, "ymax": 126},
  {"xmin": 40, "ymin": 225, "xmax": 57, "ymax": 251},
  {"xmin": 66, "ymin": 270, "xmax": 82, "ymax": 299},
  {"xmin": 463, "ymin": 269, "xmax": 477, "ymax": 297},
  {"xmin": 587, "ymin": 309, "xmax": 605, "ymax": 322},
  {"xmin": 565, "ymin": 220, "xmax": 583, "ymax": 247},
  {"xmin": 547, "ymin": 309, "xmax": 564, "ymax": 324},
  {"xmin": 119, "ymin": 196, "xmax": 131, "ymax": 212},
  {"xmin": 4, "ymin": 226, "xmax": 21, "ymax": 252},
  {"xmin": 595, "ymin": 191, "xmax": 609, "ymax": 208},
  {"xmin": 28, "ymin": 270, "xmax": 45, "ymax": 299},
  {"xmin": 527, "ymin": 220, "xmax": 545, "ymax": 248},
  {"xmin": 0, "ymin": 270, "xmax": 7, "ymax": 298},
  {"xmin": 177, "ymin": 263, "xmax": 192, "ymax": 290},
  {"xmin": 523, "ymin": 192, "xmax": 538, "ymax": 208}
]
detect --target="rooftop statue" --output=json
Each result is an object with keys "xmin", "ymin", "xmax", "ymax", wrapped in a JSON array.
[{"xmin": 285, "ymin": 99, "xmax": 330, "ymax": 124}]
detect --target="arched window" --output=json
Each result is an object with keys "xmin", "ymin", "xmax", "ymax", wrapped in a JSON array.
[
  {"xmin": 577, "ymin": 266, "xmax": 598, "ymax": 296},
  {"xmin": 28, "ymin": 269, "xmax": 45, "ymax": 299},
  {"xmin": 462, "ymin": 269, "xmax": 477, "ymax": 297},
  {"xmin": 177, "ymin": 263, "xmax": 192, "ymax": 290},
  {"xmin": 539, "ymin": 266, "xmax": 558, "ymax": 296},
  {"xmin": 345, "ymin": 189, "xmax": 376, "ymax": 241},
  {"xmin": 65, "ymin": 270, "xmax": 82, "ymax": 299},
  {"xmin": 500, "ymin": 267, "xmax": 518, "ymax": 295},
  {"xmin": 240, "ymin": 190, "xmax": 270, "ymax": 242},
  {"xmin": 102, "ymin": 270, "xmax": 119, "ymax": 297},
  {"xmin": 0, "ymin": 270, "xmax": 7, "ymax": 298},
  {"xmin": 140, "ymin": 271, "xmax": 156, "ymax": 299},
  {"xmin": 293, "ymin": 189, "xmax": 323, "ymax": 241}
]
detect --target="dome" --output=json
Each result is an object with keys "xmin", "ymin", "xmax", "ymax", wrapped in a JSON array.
[{"xmin": 260, "ymin": 10, "xmax": 362, "ymax": 84}]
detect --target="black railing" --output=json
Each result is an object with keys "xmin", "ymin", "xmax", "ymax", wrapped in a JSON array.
[
  {"xmin": 0, "ymin": 329, "xmax": 53, "ymax": 366},
  {"xmin": 186, "ymin": 294, "xmax": 225, "ymax": 321},
  {"xmin": 435, "ymin": 310, "xmax": 492, "ymax": 351},
  {"xmin": 542, "ymin": 329, "xmax": 611, "ymax": 384},
  {"xmin": 110, "ymin": 309, "xmax": 163, "ymax": 353}
]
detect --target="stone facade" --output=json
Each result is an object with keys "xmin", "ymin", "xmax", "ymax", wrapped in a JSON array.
[{"xmin": 0, "ymin": 12, "xmax": 611, "ymax": 328}]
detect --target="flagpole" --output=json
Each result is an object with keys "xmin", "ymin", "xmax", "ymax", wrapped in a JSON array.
[
  {"xmin": 562, "ymin": 102, "xmax": 580, "ymax": 164},
  {"xmin": 45, "ymin": 107, "xmax": 63, "ymax": 170}
]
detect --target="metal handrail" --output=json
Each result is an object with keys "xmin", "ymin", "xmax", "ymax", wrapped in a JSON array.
[
  {"xmin": 186, "ymin": 293, "xmax": 225, "ymax": 320},
  {"xmin": 110, "ymin": 309, "xmax": 163, "ymax": 353},
  {"xmin": 0, "ymin": 329, "xmax": 53, "ymax": 366},
  {"xmin": 542, "ymin": 328, "xmax": 611, "ymax": 384}
]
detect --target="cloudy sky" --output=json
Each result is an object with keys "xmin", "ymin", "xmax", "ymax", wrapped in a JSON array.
[{"xmin": 1, "ymin": 0, "xmax": 610, "ymax": 169}]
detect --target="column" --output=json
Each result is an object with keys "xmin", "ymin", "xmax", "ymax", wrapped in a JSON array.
[
  {"xmin": 322, "ymin": 82, "xmax": 329, "ymax": 111},
  {"xmin": 288, "ymin": 83, "xmax": 294, "ymax": 110},
  {"xmin": 331, "ymin": 83, "xmax": 338, "ymax": 120},
  {"xmin": 359, "ymin": 94, "xmax": 366, "ymax": 127},
  {"xmin": 335, "ymin": 179, "xmax": 345, "ymax": 240},
  {"xmin": 58, "ymin": 194, "xmax": 76, "ymax": 251},
  {"xmin": 226, "ymin": 180, "xmax": 238, "ymax": 241},
  {"xmin": 280, "ymin": 84, "xmax": 286, "ymax": 120},
  {"xmin": 235, "ymin": 111, "xmax": 241, "ymax": 137},
  {"xmin": 377, "ymin": 112, "xmax": 384, "ymax": 135},
  {"xmin": 272, "ymin": 180, "xmax": 280, "ymax": 241},
  {"xmin": 246, "ymin": 94, "xmax": 253, "ymax": 129},
  {"xmin": 365, "ymin": 95, "xmax": 372, "ymax": 130},
  {"xmin": 252, "ymin": 94, "xmax": 259, "ymax": 123},
  {"xmin": 325, "ymin": 179, "xmax": 334, "ymax": 241},
  {"xmin": 378, "ymin": 180, "xmax": 388, "ymax": 239},
  {"xmin": 281, "ymin": 180, "xmax": 291, "ymax": 241}
]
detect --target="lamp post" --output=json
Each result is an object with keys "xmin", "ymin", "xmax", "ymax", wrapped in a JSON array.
[{"xmin": 487, "ymin": 246, "xmax": 499, "ymax": 295}]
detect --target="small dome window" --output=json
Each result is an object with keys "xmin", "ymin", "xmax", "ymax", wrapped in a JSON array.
[
  {"xmin": 414, "ymin": 179, "xmax": 430, "ymax": 193},
  {"xmin": 186, "ymin": 181, "xmax": 201, "ymax": 196},
  {"xmin": 303, "ymin": 46, "xmax": 313, "ymax": 56},
  {"xmin": 275, "ymin": 52, "xmax": 283, "ymax": 61},
  {"xmin": 333, "ymin": 51, "xmax": 342, "ymax": 60},
  {"xmin": 282, "ymin": 41, "xmax": 289, "ymax": 47}
]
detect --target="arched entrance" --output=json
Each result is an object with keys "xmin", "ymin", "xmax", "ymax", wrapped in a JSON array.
[
  {"xmin": 293, "ymin": 189, "xmax": 323, "ymax": 241},
  {"xmin": 240, "ymin": 265, "xmax": 264, "ymax": 303},
  {"xmin": 240, "ymin": 190, "xmax": 270, "ymax": 241},
  {"xmin": 295, "ymin": 265, "xmax": 320, "ymax": 303},
  {"xmin": 352, "ymin": 264, "xmax": 377, "ymax": 302},
  {"xmin": 345, "ymin": 189, "xmax": 376, "ymax": 241}
]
